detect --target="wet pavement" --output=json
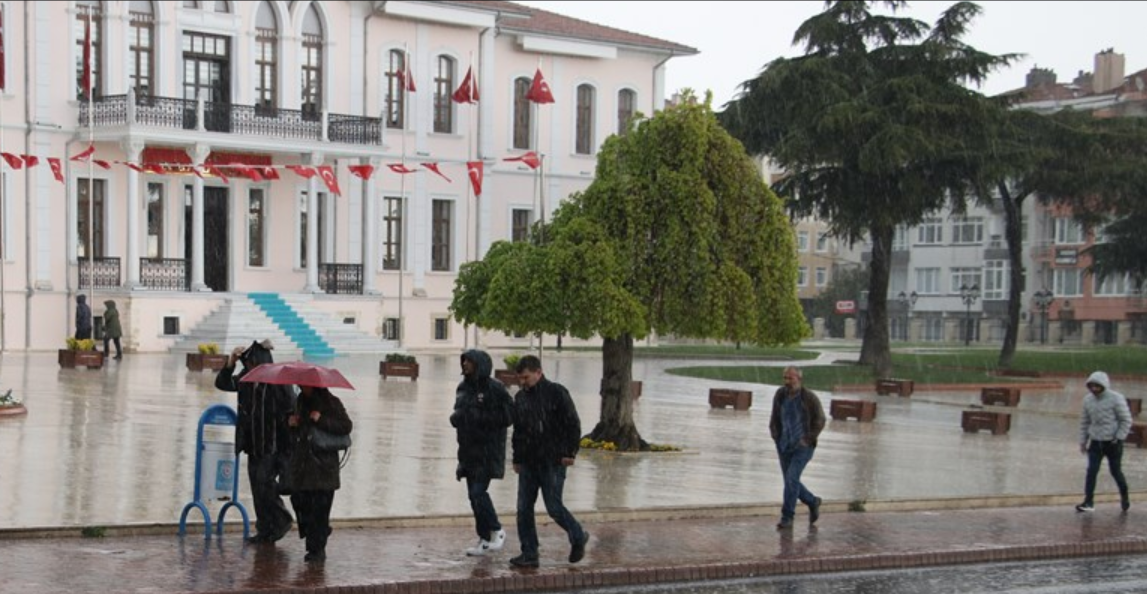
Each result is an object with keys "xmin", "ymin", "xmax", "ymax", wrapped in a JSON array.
[{"xmin": 2, "ymin": 349, "xmax": 1147, "ymax": 592}]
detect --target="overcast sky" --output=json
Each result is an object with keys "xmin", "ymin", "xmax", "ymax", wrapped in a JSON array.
[{"xmin": 516, "ymin": 1, "xmax": 1146, "ymax": 107}]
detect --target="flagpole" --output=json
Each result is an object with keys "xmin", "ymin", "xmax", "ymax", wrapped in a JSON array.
[
  {"xmin": 397, "ymin": 44, "xmax": 409, "ymax": 349},
  {"xmin": 532, "ymin": 57, "xmax": 544, "ymax": 359},
  {"xmin": 85, "ymin": 14, "xmax": 95, "ymax": 340},
  {"xmin": 467, "ymin": 52, "xmax": 478, "ymax": 349}
]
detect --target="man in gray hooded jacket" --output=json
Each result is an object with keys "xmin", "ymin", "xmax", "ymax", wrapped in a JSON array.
[{"xmin": 1077, "ymin": 370, "xmax": 1132, "ymax": 513}]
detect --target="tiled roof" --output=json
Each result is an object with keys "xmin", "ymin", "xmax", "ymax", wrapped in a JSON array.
[{"xmin": 431, "ymin": 1, "xmax": 698, "ymax": 54}]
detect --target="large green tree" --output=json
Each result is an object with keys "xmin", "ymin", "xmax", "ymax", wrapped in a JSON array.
[
  {"xmin": 451, "ymin": 98, "xmax": 806, "ymax": 450},
  {"xmin": 721, "ymin": 1, "xmax": 1016, "ymax": 376}
]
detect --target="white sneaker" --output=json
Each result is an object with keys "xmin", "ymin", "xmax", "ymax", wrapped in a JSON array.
[
  {"xmin": 465, "ymin": 538, "xmax": 492, "ymax": 556},
  {"xmin": 488, "ymin": 529, "xmax": 506, "ymax": 551}
]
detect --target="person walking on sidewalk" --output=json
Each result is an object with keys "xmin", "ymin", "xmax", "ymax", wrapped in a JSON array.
[
  {"xmin": 74, "ymin": 294, "xmax": 92, "ymax": 340},
  {"xmin": 769, "ymin": 366, "xmax": 825, "ymax": 530},
  {"xmin": 1077, "ymin": 370, "xmax": 1132, "ymax": 513},
  {"xmin": 101, "ymin": 300, "xmax": 123, "ymax": 359},
  {"xmin": 287, "ymin": 384, "xmax": 353, "ymax": 563},
  {"xmin": 508, "ymin": 355, "xmax": 589, "ymax": 569},
  {"xmin": 451, "ymin": 349, "xmax": 514, "ymax": 557}
]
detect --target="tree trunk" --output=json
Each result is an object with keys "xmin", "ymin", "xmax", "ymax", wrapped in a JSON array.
[
  {"xmin": 587, "ymin": 333, "xmax": 648, "ymax": 451},
  {"xmin": 997, "ymin": 184, "xmax": 1028, "ymax": 369},
  {"xmin": 858, "ymin": 224, "xmax": 893, "ymax": 377}
]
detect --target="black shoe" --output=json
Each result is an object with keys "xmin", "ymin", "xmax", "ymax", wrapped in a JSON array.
[
  {"xmin": 1123, "ymin": 500, "xmax": 1131, "ymax": 512},
  {"xmin": 776, "ymin": 518, "xmax": 794, "ymax": 530},
  {"xmin": 1075, "ymin": 503, "xmax": 1095, "ymax": 513},
  {"xmin": 304, "ymin": 550, "xmax": 326, "ymax": 563},
  {"xmin": 569, "ymin": 531, "xmax": 589, "ymax": 563},
  {"xmin": 269, "ymin": 522, "xmax": 292, "ymax": 543},
  {"xmin": 809, "ymin": 497, "xmax": 822, "ymax": 525},
  {"xmin": 509, "ymin": 553, "xmax": 539, "ymax": 568},
  {"xmin": 244, "ymin": 533, "xmax": 271, "ymax": 544}
]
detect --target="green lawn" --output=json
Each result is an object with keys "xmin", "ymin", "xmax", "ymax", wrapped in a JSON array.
[
  {"xmin": 558, "ymin": 345, "xmax": 819, "ymax": 360},
  {"xmin": 666, "ymin": 362, "xmax": 1010, "ymax": 391},
  {"xmin": 892, "ymin": 347, "xmax": 1146, "ymax": 376}
]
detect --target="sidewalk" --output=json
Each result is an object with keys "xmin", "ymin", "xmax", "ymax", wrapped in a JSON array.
[{"xmin": 4, "ymin": 502, "xmax": 1147, "ymax": 594}]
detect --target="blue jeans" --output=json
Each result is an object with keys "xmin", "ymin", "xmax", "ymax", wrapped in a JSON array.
[
  {"xmin": 777, "ymin": 445, "xmax": 817, "ymax": 520},
  {"xmin": 516, "ymin": 463, "xmax": 585, "ymax": 556},
  {"xmin": 1083, "ymin": 439, "xmax": 1128, "ymax": 505},
  {"xmin": 466, "ymin": 476, "xmax": 502, "ymax": 540}
]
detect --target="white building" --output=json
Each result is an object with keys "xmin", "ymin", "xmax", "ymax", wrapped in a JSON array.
[{"xmin": 0, "ymin": 1, "xmax": 694, "ymax": 353}]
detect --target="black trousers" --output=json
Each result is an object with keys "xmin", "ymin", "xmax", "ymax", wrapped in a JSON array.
[
  {"xmin": 291, "ymin": 490, "xmax": 335, "ymax": 554},
  {"xmin": 248, "ymin": 453, "xmax": 292, "ymax": 537},
  {"xmin": 103, "ymin": 336, "xmax": 122, "ymax": 357}
]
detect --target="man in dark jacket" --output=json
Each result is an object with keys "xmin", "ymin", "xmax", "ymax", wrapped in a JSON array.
[
  {"xmin": 102, "ymin": 299, "xmax": 123, "ymax": 359},
  {"xmin": 769, "ymin": 366, "xmax": 826, "ymax": 530},
  {"xmin": 451, "ymin": 349, "xmax": 514, "ymax": 556},
  {"xmin": 215, "ymin": 340, "xmax": 295, "ymax": 544},
  {"xmin": 508, "ymin": 355, "xmax": 589, "ymax": 569},
  {"xmin": 74, "ymin": 294, "xmax": 92, "ymax": 340}
]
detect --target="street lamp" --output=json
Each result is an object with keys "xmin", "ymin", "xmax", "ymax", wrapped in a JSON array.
[
  {"xmin": 1033, "ymin": 288, "xmax": 1054, "ymax": 345},
  {"xmin": 897, "ymin": 290, "xmax": 918, "ymax": 341},
  {"xmin": 959, "ymin": 283, "xmax": 980, "ymax": 346}
]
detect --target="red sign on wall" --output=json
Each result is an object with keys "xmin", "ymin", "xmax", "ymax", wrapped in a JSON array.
[{"xmin": 835, "ymin": 300, "xmax": 857, "ymax": 314}]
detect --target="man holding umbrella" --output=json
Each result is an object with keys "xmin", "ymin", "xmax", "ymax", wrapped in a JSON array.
[{"xmin": 216, "ymin": 339, "xmax": 295, "ymax": 544}]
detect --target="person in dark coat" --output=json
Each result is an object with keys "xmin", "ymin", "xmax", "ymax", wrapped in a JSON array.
[
  {"xmin": 287, "ymin": 384, "xmax": 353, "ymax": 563},
  {"xmin": 769, "ymin": 366, "xmax": 826, "ymax": 530},
  {"xmin": 215, "ymin": 340, "xmax": 295, "ymax": 544},
  {"xmin": 508, "ymin": 355, "xmax": 589, "ymax": 569},
  {"xmin": 74, "ymin": 294, "xmax": 92, "ymax": 340},
  {"xmin": 451, "ymin": 349, "xmax": 514, "ymax": 557},
  {"xmin": 102, "ymin": 299, "xmax": 123, "ymax": 359}
]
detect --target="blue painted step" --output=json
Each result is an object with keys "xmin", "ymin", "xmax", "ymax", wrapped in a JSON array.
[{"xmin": 248, "ymin": 293, "xmax": 335, "ymax": 358}]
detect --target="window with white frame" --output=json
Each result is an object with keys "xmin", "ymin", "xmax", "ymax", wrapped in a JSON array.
[
  {"xmin": 950, "ymin": 216, "xmax": 984, "ymax": 245},
  {"xmin": 617, "ymin": 88, "xmax": 636, "ymax": 135},
  {"xmin": 511, "ymin": 208, "xmax": 532, "ymax": 242},
  {"xmin": 815, "ymin": 267, "xmax": 827, "ymax": 287},
  {"xmin": 916, "ymin": 219, "xmax": 943, "ymax": 245},
  {"xmin": 512, "ymin": 77, "xmax": 532, "ymax": 150},
  {"xmin": 575, "ymin": 84, "xmax": 596, "ymax": 155},
  {"xmin": 796, "ymin": 230, "xmax": 809, "ymax": 252},
  {"xmin": 915, "ymin": 267, "xmax": 941, "ymax": 294},
  {"xmin": 892, "ymin": 225, "xmax": 909, "ymax": 250},
  {"xmin": 950, "ymin": 267, "xmax": 981, "ymax": 294},
  {"xmin": 431, "ymin": 199, "xmax": 452, "ymax": 271},
  {"xmin": 433, "ymin": 55, "xmax": 455, "ymax": 133},
  {"xmin": 982, "ymin": 260, "xmax": 1008, "ymax": 300},
  {"xmin": 815, "ymin": 231, "xmax": 829, "ymax": 252},
  {"xmin": 247, "ymin": 188, "xmax": 265, "ymax": 266},
  {"xmin": 797, "ymin": 266, "xmax": 808, "ymax": 287},
  {"xmin": 1053, "ymin": 268, "xmax": 1083, "ymax": 297},
  {"xmin": 146, "ymin": 182, "xmax": 164, "ymax": 259},
  {"xmin": 1054, "ymin": 217, "xmax": 1084, "ymax": 244},
  {"xmin": 1094, "ymin": 273, "xmax": 1130, "ymax": 296},
  {"xmin": 433, "ymin": 317, "xmax": 449, "ymax": 341},
  {"xmin": 382, "ymin": 196, "xmax": 402, "ymax": 270}
]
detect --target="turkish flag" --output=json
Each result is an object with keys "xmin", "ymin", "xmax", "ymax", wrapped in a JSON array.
[
  {"xmin": 387, "ymin": 163, "xmax": 417, "ymax": 174},
  {"xmin": 421, "ymin": 162, "xmax": 451, "ymax": 183},
  {"xmin": 0, "ymin": 153, "xmax": 22, "ymax": 170},
  {"xmin": 93, "ymin": 160, "xmax": 111, "ymax": 170},
  {"xmin": 205, "ymin": 164, "xmax": 229, "ymax": 184},
  {"xmin": 467, "ymin": 161, "xmax": 483, "ymax": 197},
  {"xmin": 452, "ymin": 66, "xmax": 478, "ymax": 104},
  {"xmin": 48, "ymin": 158, "xmax": 64, "ymax": 183},
  {"xmin": 21, "ymin": 155, "xmax": 39, "ymax": 168},
  {"xmin": 527, "ymin": 68, "xmax": 554, "ymax": 104},
  {"xmin": 228, "ymin": 163, "xmax": 263, "ymax": 182},
  {"xmin": 70, "ymin": 144, "xmax": 95, "ymax": 161},
  {"xmin": 397, "ymin": 60, "xmax": 416, "ymax": 93},
  {"xmin": 317, "ymin": 165, "xmax": 340, "ymax": 196},
  {"xmin": 258, "ymin": 166, "xmax": 280, "ymax": 180},
  {"xmin": 348, "ymin": 164, "xmax": 375, "ymax": 180},
  {"xmin": 286, "ymin": 165, "xmax": 317, "ymax": 179},
  {"xmin": 504, "ymin": 151, "xmax": 541, "ymax": 170}
]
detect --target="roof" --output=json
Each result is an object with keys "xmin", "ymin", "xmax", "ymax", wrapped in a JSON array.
[{"xmin": 431, "ymin": 1, "xmax": 698, "ymax": 55}]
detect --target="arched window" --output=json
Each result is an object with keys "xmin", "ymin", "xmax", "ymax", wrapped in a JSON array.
[
  {"xmin": 255, "ymin": 1, "xmax": 278, "ymax": 112},
  {"xmin": 575, "ymin": 84, "xmax": 596, "ymax": 154},
  {"xmin": 129, "ymin": 2, "xmax": 155, "ymax": 97},
  {"xmin": 385, "ymin": 49, "xmax": 407, "ymax": 129},
  {"xmin": 617, "ymin": 88, "xmax": 636, "ymax": 136},
  {"xmin": 433, "ymin": 55, "xmax": 455, "ymax": 133},
  {"xmin": 75, "ymin": 1, "xmax": 103, "ymax": 100},
  {"xmin": 512, "ymin": 77, "xmax": 532, "ymax": 149},
  {"xmin": 300, "ymin": 5, "xmax": 323, "ymax": 120}
]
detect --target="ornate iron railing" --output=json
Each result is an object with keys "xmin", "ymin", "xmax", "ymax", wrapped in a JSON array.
[
  {"xmin": 139, "ymin": 95, "xmax": 198, "ymax": 130},
  {"xmin": 78, "ymin": 257, "xmax": 121, "ymax": 290},
  {"xmin": 79, "ymin": 96, "xmax": 128, "ymax": 127},
  {"xmin": 222, "ymin": 103, "xmax": 322, "ymax": 140},
  {"xmin": 329, "ymin": 113, "xmax": 383, "ymax": 145},
  {"xmin": 319, "ymin": 263, "xmax": 363, "ymax": 295},
  {"xmin": 141, "ymin": 258, "xmax": 189, "ymax": 291}
]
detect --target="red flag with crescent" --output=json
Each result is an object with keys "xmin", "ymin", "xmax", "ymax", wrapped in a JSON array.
[
  {"xmin": 286, "ymin": 165, "xmax": 317, "ymax": 179},
  {"xmin": 21, "ymin": 155, "xmax": 38, "ymax": 168},
  {"xmin": 317, "ymin": 165, "xmax": 340, "ymax": 196},
  {"xmin": 421, "ymin": 162, "xmax": 451, "ymax": 183},
  {"xmin": 387, "ymin": 163, "xmax": 418, "ymax": 174},
  {"xmin": 504, "ymin": 151, "xmax": 541, "ymax": 170},
  {"xmin": 71, "ymin": 144, "xmax": 95, "ymax": 162},
  {"xmin": 48, "ymin": 158, "xmax": 64, "ymax": 182},
  {"xmin": 467, "ymin": 161, "xmax": 483, "ymax": 197},
  {"xmin": 258, "ymin": 166, "xmax": 280, "ymax": 180},
  {"xmin": 348, "ymin": 164, "xmax": 375, "ymax": 180},
  {"xmin": 0, "ymin": 153, "xmax": 22, "ymax": 170},
  {"xmin": 452, "ymin": 66, "xmax": 479, "ymax": 104},
  {"xmin": 527, "ymin": 68, "xmax": 554, "ymax": 104}
]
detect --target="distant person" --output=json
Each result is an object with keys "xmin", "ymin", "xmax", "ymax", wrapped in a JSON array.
[
  {"xmin": 287, "ymin": 384, "xmax": 353, "ymax": 563},
  {"xmin": 769, "ymin": 366, "xmax": 825, "ymax": 530},
  {"xmin": 508, "ymin": 355, "xmax": 589, "ymax": 569},
  {"xmin": 101, "ymin": 300, "xmax": 123, "ymax": 360},
  {"xmin": 451, "ymin": 349, "xmax": 514, "ymax": 557},
  {"xmin": 1076, "ymin": 371, "xmax": 1132, "ymax": 513},
  {"xmin": 74, "ymin": 294, "xmax": 92, "ymax": 340},
  {"xmin": 216, "ymin": 340, "xmax": 295, "ymax": 545}
]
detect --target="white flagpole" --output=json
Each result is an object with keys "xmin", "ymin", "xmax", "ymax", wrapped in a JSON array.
[
  {"xmin": 397, "ymin": 44, "xmax": 409, "ymax": 349},
  {"xmin": 85, "ymin": 14, "xmax": 95, "ymax": 340},
  {"xmin": 532, "ymin": 57, "xmax": 544, "ymax": 359},
  {"xmin": 466, "ymin": 53, "xmax": 479, "ymax": 348}
]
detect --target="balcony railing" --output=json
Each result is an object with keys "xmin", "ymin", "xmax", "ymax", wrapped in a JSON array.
[
  {"xmin": 319, "ymin": 263, "xmax": 363, "ymax": 295},
  {"xmin": 79, "ymin": 94, "xmax": 382, "ymax": 146},
  {"xmin": 141, "ymin": 258, "xmax": 189, "ymax": 292},
  {"xmin": 78, "ymin": 257, "xmax": 121, "ymax": 290}
]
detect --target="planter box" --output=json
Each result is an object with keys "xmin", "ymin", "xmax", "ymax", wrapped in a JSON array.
[
  {"xmin": 980, "ymin": 387, "xmax": 1022, "ymax": 407},
  {"xmin": 494, "ymin": 369, "xmax": 519, "ymax": 386},
  {"xmin": 1128, "ymin": 424, "xmax": 1147, "ymax": 448},
  {"xmin": 1128, "ymin": 398, "xmax": 1142, "ymax": 417},
  {"xmin": 58, "ymin": 349, "xmax": 104, "ymax": 369},
  {"xmin": 830, "ymin": 399, "xmax": 877, "ymax": 422},
  {"xmin": 186, "ymin": 353, "xmax": 229, "ymax": 372},
  {"xmin": 709, "ymin": 388, "xmax": 752, "ymax": 411},
  {"xmin": 380, "ymin": 361, "xmax": 419, "ymax": 381},
  {"xmin": 0, "ymin": 404, "xmax": 27, "ymax": 417},
  {"xmin": 961, "ymin": 410, "xmax": 1011, "ymax": 435},
  {"xmin": 875, "ymin": 378, "xmax": 914, "ymax": 397}
]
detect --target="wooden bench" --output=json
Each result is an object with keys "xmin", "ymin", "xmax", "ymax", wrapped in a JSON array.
[
  {"xmin": 709, "ymin": 388, "xmax": 752, "ymax": 411},
  {"xmin": 1128, "ymin": 398, "xmax": 1142, "ymax": 417},
  {"xmin": 494, "ymin": 369, "xmax": 519, "ymax": 386},
  {"xmin": 875, "ymin": 378, "xmax": 914, "ymax": 397},
  {"xmin": 830, "ymin": 399, "xmax": 877, "ymax": 422},
  {"xmin": 980, "ymin": 387, "xmax": 1021, "ymax": 407},
  {"xmin": 379, "ymin": 361, "xmax": 419, "ymax": 381},
  {"xmin": 961, "ymin": 410, "xmax": 1011, "ymax": 435},
  {"xmin": 1127, "ymin": 424, "xmax": 1147, "ymax": 448}
]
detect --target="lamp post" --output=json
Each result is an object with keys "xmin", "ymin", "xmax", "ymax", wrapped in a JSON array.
[
  {"xmin": 1033, "ymin": 288, "xmax": 1054, "ymax": 345},
  {"xmin": 959, "ymin": 283, "xmax": 980, "ymax": 346},
  {"xmin": 897, "ymin": 290, "xmax": 918, "ymax": 341}
]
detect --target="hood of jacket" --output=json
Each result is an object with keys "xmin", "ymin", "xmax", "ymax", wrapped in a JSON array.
[
  {"xmin": 461, "ymin": 349, "xmax": 493, "ymax": 381},
  {"xmin": 1087, "ymin": 371, "xmax": 1111, "ymax": 391},
  {"xmin": 76, "ymin": 294, "xmax": 87, "ymax": 305},
  {"xmin": 103, "ymin": 300, "xmax": 117, "ymax": 311}
]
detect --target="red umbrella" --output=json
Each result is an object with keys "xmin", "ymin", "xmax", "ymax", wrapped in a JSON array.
[{"xmin": 239, "ymin": 361, "xmax": 355, "ymax": 390}]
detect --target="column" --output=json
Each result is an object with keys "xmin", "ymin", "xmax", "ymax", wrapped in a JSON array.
[
  {"xmin": 362, "ymin": 158, "xmax": 379, "ymax": 295},
  {"xmin": 189, "ymin": 144, "xmax": 209, "ymax": 292},
  {"xmin": 122, "ymin": 140, "xmax": 143, "ymax": 289},
  {"xmin": 1081, "ymin": 321, "xmax": 1096, "ymax": 345},
  {"xmin": 304, "ymin": 153, "xmax": 322, "ymax": 293}
]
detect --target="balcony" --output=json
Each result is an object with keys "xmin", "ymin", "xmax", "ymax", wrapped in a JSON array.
[
  {"xmin": 77, "ymin": 257, "xmax": 121, "ymax": 290},
  {"xmin": 141, "ymin": 258, "xmax": 189, "ymax": 292},
  {"xmin": 79, "ymin": 94, "xmax": 383, "ymax": 146},
  {"xmin": 319, "ymin": 263, "xmax": 364, "ymax": 295}
]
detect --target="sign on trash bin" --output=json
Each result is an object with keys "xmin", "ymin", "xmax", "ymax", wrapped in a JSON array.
[
  {"xmin": 200, "ymin": 441, "xmax": 235, "ymax": 501},
  {"xmin": 178, "ymin": 404, "xmax": 250, "ymax": 540}
]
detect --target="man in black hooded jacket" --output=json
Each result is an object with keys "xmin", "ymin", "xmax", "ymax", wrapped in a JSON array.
[
  {"xmin": 216, "ymin": 340, "xmax": 295, "ymax": 544},
  {"xmin": 451, "ymin": 349, "xmax": 514, "ymax": 556}
]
